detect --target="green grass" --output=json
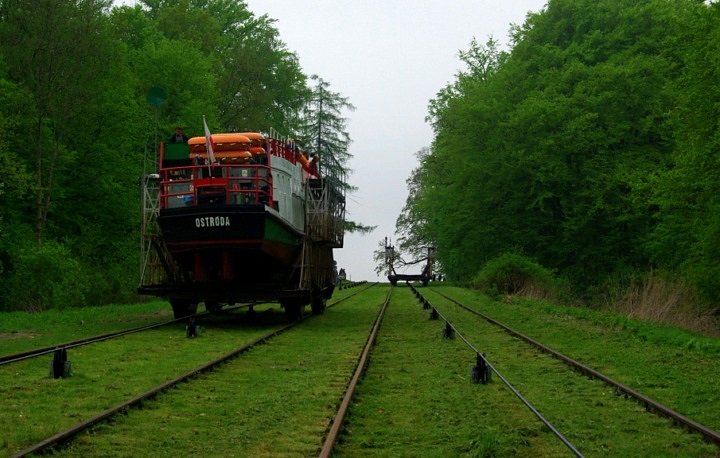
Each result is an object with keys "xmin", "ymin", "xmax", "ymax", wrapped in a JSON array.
[
  {"xmin": 425, "ymin": 286, "xmax": 720, "ymax": 452},
  {"xmin": 52, "ymin": 286, "xmax": 390, "ymax": 457},
  {"xmin": 335, "ymin": 286, "xmax": 716, "ymax": 457},
  {"xmin": 2, "ymin": 285, "xmax": 717, "ymax": 456},
  {"xmin": 335, "ymin": 287, "xmax": 570, "ymax": 457},
  {"xmin": 0, "ymin": 304, "xmax": 290, "ymax": 456},
  {"xmin": 509, "ymin": 293, "xmax": 720, "ymax": 354},
  {"xmin": 0, "ymin": 301, "xmax": 173, "ymax": 356}
]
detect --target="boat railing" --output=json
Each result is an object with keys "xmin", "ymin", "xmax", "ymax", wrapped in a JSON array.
[{"xmin": 160, "ymin": 164, "xmax": 272, "ymax": 209}]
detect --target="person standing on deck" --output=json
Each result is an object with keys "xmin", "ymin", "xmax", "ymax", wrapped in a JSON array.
[
  {"xmin": 169, "ymin": 127, "xmax": 188, "ymax": 143},
  {"xmin": 308, "ymin": 153, "xmax": 319, "ymax": 175}
]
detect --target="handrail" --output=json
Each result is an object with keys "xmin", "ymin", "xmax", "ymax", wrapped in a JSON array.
[{"xmin": 159, "ymin": 164, "xmax": 273, "ymax": 208}]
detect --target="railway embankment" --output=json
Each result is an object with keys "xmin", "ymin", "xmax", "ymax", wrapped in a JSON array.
[
  {"xmin": 425, "ymin": 286, "xmax": 720, "ymax": 433},
  {"xmin": 1, "ymin": 284, "xmax": 718, "ymax": 456},
  {"xmin": 335, "ymin": 286, "xmax": 718, "ymax": 456},
  {"xmin": 0, "ymin": 301, "xmax": 173, "ymax": 356},
  {"xmin": 53, "ymin": 286, "xmax": 389, "ymax": 457},
  {"xmin": 0, "ymin": 303, "xmax": 286, "ymax": 455}
]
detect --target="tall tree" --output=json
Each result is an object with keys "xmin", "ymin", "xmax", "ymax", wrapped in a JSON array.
[
  {"xmin": 298, "ymin": 75, "xmax": 355, "ymax": 181},
  {"xmin": 395, "ymin": 148, "xmax": 433, "ymax": 263},
  {"xmin": 298, "ymin": 75, "xmax": 373, "ymax": 234},
  {"xmin": 139, "ymin": 0, "xmax": 309, "ymax": 134},
  {"xmin": 407, "ymin": 0, "xmax": 699, "ymax": 285},
  {"xmin": 0, "ymin": 60, "xmax": 33, "ymax": 254},
  {"xmin": 647, "ymin": 1, "xmax": 720, "ymax": 300},
  {"xmin": 0, "ymin": 0, "xmax": 116, "ymax": 244},
  {"xmin": 216, "ymin": 13, "xmax": 309, "ymax": 133}
]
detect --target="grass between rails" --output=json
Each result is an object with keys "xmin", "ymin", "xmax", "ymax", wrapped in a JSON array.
[
  {"xmin": 0, "ymin": 304, "xmax": 289, "ymax": 456},
  {"xmin": 426, "ymin": 286, "xmax": 720, "ymax": 434},
  {"xmin": 4, "ymin": 285, "xmax": 715, "ymax": 456},
  {"xmin": 53, "ymin": 285, "xmax": 390, "ymax": 457},
  {"xmin": 425, "ymin": 289, "xmax": 716, "ymax": 457},
  {"xmin": 0, "ymin": 301, "xmax": 173, "ymax": 356},
  {"xmin": 335, "ymin": 287, "xmax": 570, "ymax": 457},
  {"xmin": 425, "ymin": 286, "xmax": 720, "ymax": 454}
]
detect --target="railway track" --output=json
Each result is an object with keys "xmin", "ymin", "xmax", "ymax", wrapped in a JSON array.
[
  {"xmin": 420, "ymin": 286, "xmax": 720, "ymax": 447},
  {"xmin": 1, "ymin": 283, "xmax": 370, "ymax": 367},
  {"xmin": 409, "ymin": 285, "xmax": 585, "ymax": 456},
  {"xmin": 7, "ymin": 283, "xmax": 379, "ymax": 457},
  {"xmin": 405, "ymin": 284, "xmax": 720, "ymax": 453},
  {"xmin": 324, "ymin": 285, "xmax": 720, "ymax": 456},
  {"xmin": 0, "ymin": 305, "xmax": 249, "ymax": 367},
  {"xmin": 1, "ymin": 285, "xmax": 370, "ymax": 368},
  {"xmin": 319, "ymin": 285, "xmax": 392, "ymax": 456},
  {"xmin": 4, "ymin": 283, "xmax": 716, "ymax": 456}
]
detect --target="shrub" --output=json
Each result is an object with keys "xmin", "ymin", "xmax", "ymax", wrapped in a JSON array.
[
  {"xmin": 472, "ymin": 252, "xmax": 568, "ymax": 301},
  {"xmin": 5, "ymin": 241, "xmax": 90, "ymax": 311}
]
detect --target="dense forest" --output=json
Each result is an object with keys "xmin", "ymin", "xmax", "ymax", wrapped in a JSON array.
[
  {"xmin": 0, "ymin": 0, "xmax": 357, "ymax": 311},
  {"xmin": 398, "ymin": 0, "xmax": 720, "ymax": 311}
]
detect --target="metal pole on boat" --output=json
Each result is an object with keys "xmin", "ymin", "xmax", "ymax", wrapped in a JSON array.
[{"xmin": 146, "ymin": 86, "xmax": 167, "ymax": 173}]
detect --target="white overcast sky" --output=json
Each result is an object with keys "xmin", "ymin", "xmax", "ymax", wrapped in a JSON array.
[
  {"xmin": 241, "ymin": 1, "xmax": 547, "ymax": 281},
  {"xmin": 120, "ymin": 0, "xmax": 548, "ymax": 280}
]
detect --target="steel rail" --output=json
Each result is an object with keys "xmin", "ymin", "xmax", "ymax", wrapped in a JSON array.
[
  {"xmin": 409, "ymin": 285, "xmax": 584, "ymax": 457},
  {"xmin": 11, "ymin": 322, "xmax": 295, "ymax": 458},
  {"xmin": 319, "ymin": 286, "xmax": 393, "ymax": 457},
  {"xmin": 11, "ymin": 284, "xmax": 377, "ymax": 458},
  {"xmin": 429, "ymin": 287, "xmax": 720, "ymax": 447},
  {"xmin": 0, "ymin": 304, "xmax": 250, "ymax": 367}
]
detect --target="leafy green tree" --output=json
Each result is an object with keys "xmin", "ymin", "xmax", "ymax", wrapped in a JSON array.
[
  {"xmin": 646, "ymin": 1, "xmax": 720, "ymax": 300},
  {"xmin": 0, "ymin": 61, "xmax": 35, "ymax": 307},
  {"xmin": 0, "ymin": 0, "xmax": 119, "ymax": 244},
  {"xmin": 0, "ymin": 1, "xmax": 156, "ymax": 307},
  {"xmin": 0, "ymin": 60, "xmax": 33, "ymax": 228},
  {"xmin": 427, "ymin": 37, "xmax": 504, "ymax": 131},
  {"xmin": 132, "ymin": 36, "xmax": 218, "ymax": 137},
  {"xmin": 139, "ymin": 0, "xmax": 309, "ymax": 134},
  {"xmin": 216, "ymin": 14, "xmax": 309, "ymax": 133},
  {"xmin": 406, "ymin": 0, "xmax": 705, "ymax": 290},
  {"xmin": 395, "ymin": 148, "xmax": 434, "ymax": 265}
]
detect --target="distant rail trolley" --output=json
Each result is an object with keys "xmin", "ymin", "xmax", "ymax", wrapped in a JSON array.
[
  {"xmin": 139, "ymin": 130, "xmax": 346, "ymax": 320},
  {"xmin": 384, "ymin": 238, "xmax": 436, "ymax": 286}
]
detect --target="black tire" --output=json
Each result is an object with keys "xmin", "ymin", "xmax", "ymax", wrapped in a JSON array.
[{"xmin": 170, "ymin": 299, "xmax": 198, "ymax": 320}]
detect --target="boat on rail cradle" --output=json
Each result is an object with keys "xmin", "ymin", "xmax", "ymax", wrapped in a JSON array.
[{"xmin": 138, "ymin": 131, "xmax": 346, "ymax": 320}]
